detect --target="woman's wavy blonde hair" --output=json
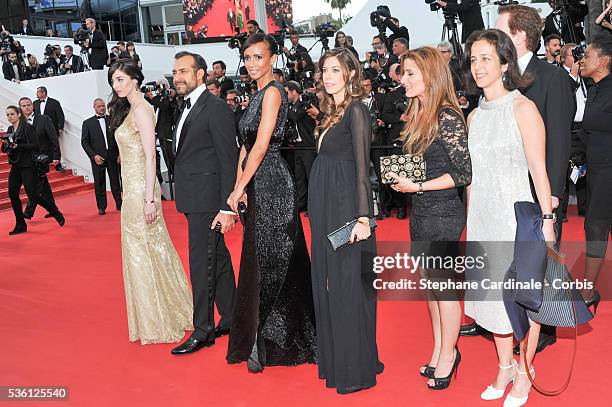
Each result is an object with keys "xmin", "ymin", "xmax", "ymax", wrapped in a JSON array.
[
  {"xmin": 316, "ymin": 48, "xmax": 367, "ymax": 136},
  {"xmin": 399, "ymin": 47, "xmax": 464, "ymax": 155}
]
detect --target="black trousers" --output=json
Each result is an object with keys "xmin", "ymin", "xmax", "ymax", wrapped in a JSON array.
[
  {"xmin": 294, "ymin": 149, "xmax": 316, "ymax": 211},
  {"xmin": 24, "ymin": 174, "xmax": 56, "ymax": 216},
  {"xmin": 9, "ymin": 166, "xmax": 58, "ymax": 227},
  {"xmin": 185, "ymin": 212, "xmax": 237, "ymax": 340},
  {"xmin": 91, "ymin": 160, "xmax": 122, "ymax": 210}
]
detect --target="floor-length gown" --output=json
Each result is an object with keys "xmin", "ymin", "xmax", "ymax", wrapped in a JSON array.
[
  {"xmin": 115, "ymin": 105, "xmax": 193, "ymax": 344},
  {"xmin": 464, "ymin": 90, "xmax": 534, "ymax": 334},
  {"xmin": 226, "ymin": 80, "xmax": 317, "ymax": 366},
  {"xmin": 308, "ymin": 100, "xmax": 380, "ymax": 394}
]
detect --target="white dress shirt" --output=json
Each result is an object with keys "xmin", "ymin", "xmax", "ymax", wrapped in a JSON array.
[
  {"xmin": 518, "ymin": 51, "xmax": 534, "ymax": 75},
  {"xmin": 98, "ymin": 116, "xmax": 108, "ymax": 149},
  {"xmin": 40, "ymin": 98, "xmax": 48, "ymax": 115},
  {"xmin": 564, "ymin": 65, "xmax": 586, "ymax": 122},
  {"xmin": 175, "ymin": 83, "xmax": 206, "ymax": 147},
  {"xmin": 27, "ymin": 113, "xmax": 34, "ymax": 125},
  {"xmin": 13, "ymin": 63, "xmax": 20, "ymax": 81}
]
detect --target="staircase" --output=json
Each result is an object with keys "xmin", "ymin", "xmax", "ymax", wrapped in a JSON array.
[{"xmin": 0, "ymin": 152, "xmax": 94, "ymax": 211}]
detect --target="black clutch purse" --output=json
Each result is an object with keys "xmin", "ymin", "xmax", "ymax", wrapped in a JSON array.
[
  {"xmin": 327, "ymin": 218, "xmax": 377, "ymax": 251},
  {"xmin": 237, "ymin": 201, "xmax": 247, "ymax": 226},
  {"xmin": 380, "ymin": 154, "xmax": 426, "ymax": 184}
]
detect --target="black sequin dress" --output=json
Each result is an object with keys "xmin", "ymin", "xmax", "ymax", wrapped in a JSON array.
[{"xmin": 226, "ymin": 80, "xmax": 318, "ymax": 367}]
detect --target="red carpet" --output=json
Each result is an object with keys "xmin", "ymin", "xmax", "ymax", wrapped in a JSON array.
[{"xmin": 1, "ymin": 191, "xmax": 609, "ymax": 406}]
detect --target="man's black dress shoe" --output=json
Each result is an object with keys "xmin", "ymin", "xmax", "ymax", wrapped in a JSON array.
[
  {"xmin": 44, "ymin": 213, "xmax": 53, "ymax": 218},
  {"xmin": 214, "ymin": 327, "xmax": 230, "ymax": 338},
  {"xmin": 171, "ymin": 335, "xmax": 215, "ymax": 355},
  {"xmin": 53, "ymin": 212, "xmax": 65, "ymax": 227},
  {"xmin": 513, "ymin": 334, "xmax": 556, "ymax": 355},
  {"xmin": 459, "ymin": 322, "xmax": 488, "ymax": 337},
  {"xmin": 9, "ymin": 225, "xmax": 27, "ymax": 235},
  {"xmin": 99, "ymin": 209, "xmax": 106, "ymax": 215}
]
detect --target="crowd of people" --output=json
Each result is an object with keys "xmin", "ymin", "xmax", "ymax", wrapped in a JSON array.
[{"xmin": 3, "ymin": 2, "xmax": 611, "ymax": 405}]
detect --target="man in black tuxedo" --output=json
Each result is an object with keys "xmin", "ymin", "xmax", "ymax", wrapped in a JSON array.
[
  {"xmin": 83, "ymin": 18, "xmax": 109, "ymax": 70},
  {"xmin": 493, "ymin": 5, "xmax": 576, "ymax": 354},
  {"xmin": 19, "ymin": 19, "xmax": 35, "ymax": 36},
  {"xmin": 81, "ymin": 98, "xmax": 122, "ymax": 214},
  {"xmin": 34, "ymin": 86, "xmax": 65, "ymax": 136},
  {"xmin": 211, "ymin": 60, "xmax": 235, "ymax": 99},
  {"xmin": 283, "ymin": 30, "xmax": 308, "ymax": 64},
  {"xmin": 60, "ymin": 45, "xmax": 84, "ymax": 74},
  {"xmin": 435, "ymin": 0, "xmax": 485, "ymax": 44},
  {"xmin": 227, "ymin": 8, "xmax": 236, "ymax": 32},
  {"xmin": 18, "ymin": 97, "xmax": 61, "ymax": 220},
  {"xmin": 285, "ymin": 81, "xmax": 316, "ymax": 212},
  {"xmin": 2, "ymin": 52, "xmax": 24, "ymax": 83},
  {"xmin": 170, "ymin": 51, "xmax": 238, "ymax": 355}
]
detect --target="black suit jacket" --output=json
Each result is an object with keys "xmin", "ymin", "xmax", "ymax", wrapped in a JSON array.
[
  {"xmin": 2, "ymin": 60, "xmax": 25, "ymax": 82},
  {"xmin": 81, "ymin": 115, "xmax": 118, "ymax": 161},
  {"xmin": 88, "ymin": 29, "xmax": 109, "ymax": 69},
  {"xmin": 380, "ymin": 87, "xmax": 406, "ymax": 144},
  {"xmin": 522, "ymin": 54, "xmax": 576, "ymax": 198},
  {"xmin": 173, "ymin": 89, "xmax": 238, "ymax": 213},
  {"xmin": 34, "ymin": 98, "xmax": 65, "ymax": 133},
  {"xmin": 287, "ymin": 102, "xmax": 316, "ymax": 147},
  {"xmin": 445, "ymin": 0, "xmax": 485, "ymax": 44},
  {"xmin": 29, "ymin": 113, "xmax": 60, "ymax": 160},
  {"xmin": 19, "ymin": 26, "xmax": 35, "ymax": 36}
]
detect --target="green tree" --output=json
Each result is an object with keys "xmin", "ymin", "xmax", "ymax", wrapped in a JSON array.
[{"xmin": 324, "ymin": 0, "xmax": 352, "ymax": 21}]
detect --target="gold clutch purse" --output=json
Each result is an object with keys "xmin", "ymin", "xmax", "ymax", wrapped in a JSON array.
[{"xmin": 380, "ymin": 154, "xmax": 426, "ymax": 184}]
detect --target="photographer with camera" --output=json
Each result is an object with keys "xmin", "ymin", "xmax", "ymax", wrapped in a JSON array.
[
  {"xmin": 2, "ymin": 51, "xmax": 24, "ymax": 83},
  {"xmin": 211, "ymin": 60, "xmax": 234, "ymax": 99},
  {"xmin": 370, "ymin": 6, "xmax": 410, "ymax": 50},
  {"xmin": 60, "ymin": 45, "xmax": 84, "ymax": 74},
  {"xmin": 283, "ymin": 30, "xmax": 308, "ymax": 63},
  {"xmin": 380, "ymin": 63, "xmax": 409, "ymax": 219},
  {"xmin": 288, "ymin": 51, "xmax": 315, "ymax": 84},
  {"xmin": 41, "ymin": 44, "xmax": 62, "ymax": 77},
  {"xmin": 437, "ymin": 41, "xmax": 478, "ymax": 117},
  {"xmin": 285, "ymin": 80, "xmax": 317, "ymax": 212},
  {"xmin": 3, "ymin": 105, "xmax": 65, "ymax": 235},
  {"xmin": 366, "ymin": 35, "xmax": 393, "ymax": 76},
  {"xmin": 543, "ymin": 0, "xmax": 588, "ymax": 44},
  {"xmin": 24, "ymin": 54, "xmax": 45, "ymax": 80},
  {"xmin": 432, "ymin": 0, "xmax": 484, "ymax": 44},
  {"xmin": 0, "ymin": 32, "xmax": 21, "ymax": 63},
  {"xmin": 81, "ymin": 18, "xmax": 108, "ymax": 70}
]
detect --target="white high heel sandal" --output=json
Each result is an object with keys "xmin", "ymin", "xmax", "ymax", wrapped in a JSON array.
[
  {"xmin": 480, "ymin": 360, "xmax": 518, "ymax": 400},
  {"xmin": 503, "ymin": 366, "xmax": 535, "ymax": 407}
]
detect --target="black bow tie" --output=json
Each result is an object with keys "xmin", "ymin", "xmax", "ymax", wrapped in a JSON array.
[
  {"xmin": 97, "ymin": 115, "xmax": 106, "ymax": 119},
  {"xmin": 182, "ymin": 98, "xmax": 192, "ymax": 111}
]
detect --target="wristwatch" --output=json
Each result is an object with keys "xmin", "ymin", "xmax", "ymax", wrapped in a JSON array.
[
  {"xmin": 417, "ymin": 182, "xmax": 424, "ymax": 195},
  {"xmin": 542, "ymin": 213, "xmax": 556, "ymax": 223}
]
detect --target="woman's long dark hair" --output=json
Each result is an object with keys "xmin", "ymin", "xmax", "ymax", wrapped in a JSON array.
[
  {"xmin": 107, "ymin": 58, "xmax": 144, "ymax": 132},
  {"xmin": 463, "ymin": 29, "xmax": 532, "ymax": 93},
  {"xmin": 334, "ymin": 31, "xmax": 347, "ymax": 48}
]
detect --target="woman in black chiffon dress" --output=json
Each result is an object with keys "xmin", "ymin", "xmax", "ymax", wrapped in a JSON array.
[
  {"xmin": 225, "ymin": 33, "xmax": 317, "ymax": 373},
  {"xmin": 308, "ymin": 48, "xmax": 381, "ymax": 394}
]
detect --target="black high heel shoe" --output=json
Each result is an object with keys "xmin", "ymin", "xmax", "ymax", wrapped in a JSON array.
[
  {"xmin": 586, "ymin": 290, "xmax": 601, "ymax": 316},
  {"xmin": 427, "ymin": 349, "xmax": 461, "ymax": 390},
  {"xmin": 420, "ymin": 364, "xmax": 435, "ymax": 378}
]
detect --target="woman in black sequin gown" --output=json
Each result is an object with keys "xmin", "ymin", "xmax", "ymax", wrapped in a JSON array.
[
  {"xmin": 225, "ymin": 33, "xmax": 317, "ymax": 372},
  {"xmin": 308, "ymin": 49, "xmax": 381, "ymax": 394}
]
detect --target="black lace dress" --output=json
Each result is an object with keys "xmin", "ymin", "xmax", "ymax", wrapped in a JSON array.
[
  {"xmin": 410, "ymin": 107, "xmax": 472, "ymax": 243},
  {"xmin": 226, "ymin": 80, "xmax": 318, "ymax": 367},
  {"xmin": 308, "ymin": 101, "xmax": 380, "ymax": 394}
]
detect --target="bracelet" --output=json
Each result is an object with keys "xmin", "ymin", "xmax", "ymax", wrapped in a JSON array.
[
  {"xmin": 417, "ymin": 182, "xmax": 424, "ymax": 195},
  {"xmin": 357, "ymin": 217, "xmax": 370, "ymax": 226},
  {"xmin": 144, "ymin": 199, "xmax": 154, "ymax": 204},
  {"xmin": 542, "ymin": 213, "xmax": 556, "ymax": 223}
]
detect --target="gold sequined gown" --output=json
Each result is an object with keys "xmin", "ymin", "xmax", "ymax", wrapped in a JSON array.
[{"xmin": 115, "ymin": 106, "xmax": 193, "ymax": 344}]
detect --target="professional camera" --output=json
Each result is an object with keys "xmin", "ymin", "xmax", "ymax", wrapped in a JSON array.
[
  {"xmin": 271, "ymin": 19, "xmax": 289, "ymax": 55},
  {"xmin": 232, "ymin": 95, "xmax": 250, "ymax": 104},
  {"xmin": 228, "ymin": 32, "xmax": 248, "ymax": 50},
  {"xmin": 1, "ymin": 133, "xmax": 16, "ymax": 161},
  {"xmin": 298, "ymin": 92, "xmax": 319, "ymax": 111},
  {"xmin": 493, "ymin": 0, "xmax": 519, "ymax": 5},
  {"xmin": 300, "ymin": 71, "xmax": 316, "ymax": 91},
  {"xmin": 44, "ymin": 44, "xmax": 57, "ymax": 57},
  {"xmin": 425, "ymin": 0, "xmax": 459, "ymax": 15},
  {"xmin": 572, "ymin": 43, "xmax": 586, "ymax": 62},
  {"xmin": 236, "ymin": 81, "xmax": 253, "ymax": 95},
  {"xmin": 372, "ymin": 72, "xmax": 395, "ymax": 92},
  {"xmin": 140, "ymin": 81, "xmax": 175, "ymax": 99},
  {"xmin": 0, "ymin": 32, "xmax": 14, "ymax": 54},
  {"xmin": 393, "ymin": 96, "xmax": 408, "ymax": 114},
  {"xmin": 315, "ymin": 22, "xmax": 335, "ymax": 50},
  {"xmin": 73, "ymin": 27, "xmax": 91, "ymax": 46},
  {"xmin": 370, "ymin": 5, "xmax": 392, "ymax": 29}
]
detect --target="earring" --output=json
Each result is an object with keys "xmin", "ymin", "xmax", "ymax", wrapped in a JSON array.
[{"xmin": 502, "ymin": 72, "xmax": 506, "ymax": 82}]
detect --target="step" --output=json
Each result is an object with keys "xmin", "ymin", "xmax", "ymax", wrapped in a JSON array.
[
  {"xmin": 0, "ymin": 161, "xmax": 9, "ymax": 171},
  {"xmin": 0, "ymin": 183, "xmax": 94, "ymax": 211},
  {"xmin": 0, "ymin": 167, "xmax": 75, "ymax": 180},
  {"xmin": 0, "ymin": 176, "xmax": 85, "ymax": 200},
  {"xmin": 0, "ymin": 173, "xmax": 84, "ymax": 190}
]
